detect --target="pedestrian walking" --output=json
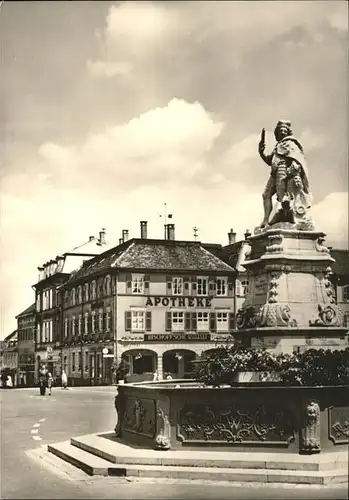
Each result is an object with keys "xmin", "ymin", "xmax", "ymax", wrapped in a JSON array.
[
  {"xmin": 39, "ymin": 365, "xmax": 48, "ymax": 396},
  {"xmin": 61, "ymin": 370, "xmax": 68, "ymax": 389},
  {"xmin": 47, "ymin": 372, "xmax": 53, "ymax": 396}
]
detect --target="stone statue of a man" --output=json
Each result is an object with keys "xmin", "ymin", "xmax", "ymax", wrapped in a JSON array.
[{"xmin": 258, "ymin": 120, "xmax": 312, "ymax": 228}]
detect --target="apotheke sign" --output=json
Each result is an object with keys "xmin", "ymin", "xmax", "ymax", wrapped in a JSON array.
[{"xmin": 145, "ymin": 296, "xmax": 212, "ymax": 307}]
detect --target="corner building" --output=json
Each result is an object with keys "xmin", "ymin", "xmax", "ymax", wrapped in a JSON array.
[{"xmin": 61, "ymin": 231, "xmax": 236, "ymax": 383}]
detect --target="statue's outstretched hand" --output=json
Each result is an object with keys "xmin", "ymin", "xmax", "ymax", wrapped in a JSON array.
[{"xmin": 258, "ymin": 128, "xmax": 266, "ymax": 155}]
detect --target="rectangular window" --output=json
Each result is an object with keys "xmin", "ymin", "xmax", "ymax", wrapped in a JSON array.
[
  {"xmin": 197, "ymin": 277, "xmax": 208, "ymax": 296},
  {"xmin": 78, "ymin": 315, "xmax": 82, "ymax": 336},
  {"xmin": 172, "ymin": 312, "xmax": 184, "ymax": 332},
  {"xmin": 72, "ymin": 316, "xmax": 76, "ymax": 336},
  {"xmin": 84, "ymin": 313, "xmax": 89, "ymax": 335},
  {"xmin": 217, "ymin": 312, "xmax": 229, "ymax": 331},
  {"xmin": 172, "ymin": 277, "xmax": 183, "ymax": 296},
  {"xmin": 197, "ymin": 312, "xmax": 209, "ymax": 331},
  {"xmin": 105, "ymin": 275, "xmax": 111, "ymax": 295},
  {"xmin": 132, "ymin": 276, "xmax": 144, "ymax": 294},
  {"xmin": 106, "ymin": 309, "xmax": 112, "ymax": 331},
  {"xmin": 216, "ymin": 278, "xmax": 227, "ymax": 296},
  {"xmin": 236, "ymin": 279, "xmax": 249, "ymax": 297},
  {"xmin": 78, "ymin": 352, "xmax": 82, "ymax": 370},
  {"xmin": 343, "ymin": 286, "xmax": 349, "ymax": 302},
  {"xmin": 71, "ymin": 288, "xmax": 76, "ymax": 306},
  {"xmin": 84, "ymin": 284, "xmax": 89, "ymax": 302},
  {"xmin": 91, "ymin": 312, "xmax": 96, "ymax": 333},
  {"xmin": 77, "ymin": 286, "xmax": 82, "ymax": 304},
  {"xmin": 131, "ymin": 311, "xmax": 145, "ymax": 331},
  {"xmin": 91, "ymin": 281, "xmax": 97, "ymax": 300},
  {"xmin": 98, "ymin": 309, "xmax": 103, "ymax": 331},
  {"xmin": 72, "ymin": 352, "xmax": 76, "ymax": 371},
  {"xmin": 64, "ymin": 319, "xmax": 68, "ymax": 338}
]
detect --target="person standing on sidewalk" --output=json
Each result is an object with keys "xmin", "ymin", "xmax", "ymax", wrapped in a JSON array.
[
  {"xmin": 61, "ymin": 370, "xmax": 68, "ymax": 390},
  {"xmin": 47, "ymin": 372, "xmax": 54, "ymax": 396}
]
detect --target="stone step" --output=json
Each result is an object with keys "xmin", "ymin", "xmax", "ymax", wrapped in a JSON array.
[
  {"xmin": 47, "ymin": 440, "xmax": 348, "ymax": 485},
  {"xmin": 71, "ymin": 433, "xmax": 348, "ymax": 472}
]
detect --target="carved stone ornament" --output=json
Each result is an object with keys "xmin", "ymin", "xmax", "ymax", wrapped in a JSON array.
[
  {"xmin": 300, "ymin": 401, "xmax": 321, "ymax": 454},
  {"xmin": 258, "ymin": 303, "xmax": 298, "ymax": 328},
  {"xmin": 266, "ymin": 234, "xmax": 284, "ymax": 254},
  {"xmin": 315, "ymin": 236, "xmax": 329, "ymax": 253},
  {"xmin": 123, "ymin": 398, "xmax": 156, "ymax": 438},
  {"xmin": 154, "ymin": 401, "xmax": 171, "ymax": 450},
  {"xmin": 328, "ymin": 406, "xmax": 349, "ymax": 445},
  {"xmin": 178, "ymin": 404, "xmax": 295, "ymax": 445},
  {"xmin": 309, "ymin": 304, "xmax": 344, "ymax": 327},
  {"xmin": 265, "ymin": 264, "xmax": 292, "ymax": 273},
  {"xmin": 236, "ymin": 306, "xmax": 260, "ymax": 329}
]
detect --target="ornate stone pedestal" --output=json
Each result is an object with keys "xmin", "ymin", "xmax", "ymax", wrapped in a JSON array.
[{"xmin": 235, "ymin": 225, "xmax": 348, "ymax": 353}]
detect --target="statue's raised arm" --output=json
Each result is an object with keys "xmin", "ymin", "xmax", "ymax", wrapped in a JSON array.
[{"xmin": 257, "ymin": 120, "xmax": 314, "ymax": 232}]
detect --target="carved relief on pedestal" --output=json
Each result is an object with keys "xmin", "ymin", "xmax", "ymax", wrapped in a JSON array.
[
  {"xmin": 265, "ymin": 234, "xmax": 284, "ymax": 254},
  {"xmin": 328, "ymin": 406, "xmax": 349, "ymax": 445},
  {"xmin": 258, "ymin": 303, "xmax": 297, "ymax": 328},
  {"xmin": 300, "ymin": 400, "xmax": 321, "ymax": 454},
  {"xmin": 309, "ymin": 304, "xmax": 344, "ymax": 327},
  {"xmin": 236, "ymin": 306, "xmax": 261, "ymax": 329},
  {"xmin": 154, "ymin": 399, "xmax": 171, "ymax": 450},
  {"xmin": 177, "ymin": 404, "xmax": 295, "ymax": 446},
  {"xmin": 124, "ymin": 397, "xmax": 156, "ymax": 438}
]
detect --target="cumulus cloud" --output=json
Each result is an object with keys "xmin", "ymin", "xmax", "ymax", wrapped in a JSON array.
[
  {"xmin": 86, "ymin": 59, "xmax": 132, "ymax": 78},
  {"xmin": 312, "ymin": 192, "xmax": 348, "ymax": 245},
  {"xmin": 38, "ymin": 98, "xmax": 224, "ymax": 189}
]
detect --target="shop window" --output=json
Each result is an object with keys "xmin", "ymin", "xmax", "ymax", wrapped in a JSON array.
[
  {"xmin": 163, "ymin": 353, "xmax": 178, "ymax": 375},
  {"xmin": 171, "ymin": 312, "xmax": 184, "ymax": 332},
  {"xmin": 217, "ymin": 312, "xmax": 229, "ymax": 331},
  {"xmin": 133, "ymin": 354, "xmax": 153, "ymax": 374},
  {"xmin": 197, "ymin": 312, "xmax": 209, "ymax": 331}
]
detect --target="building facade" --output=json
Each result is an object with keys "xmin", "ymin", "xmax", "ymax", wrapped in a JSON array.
[
  {"xmin": 1, "ymin": 331, "xmax": 18, "ymax": 386},
  {"xmin": 33, "ymin": 232, "xmax": 110, "ymax": 382},
  {"xmin": 59, "ymin": 223, "xmax": 237, "ymax": 384},
  {"xmin": 16, "ymin": 303, "xmax": 36, "ymax": 386}
]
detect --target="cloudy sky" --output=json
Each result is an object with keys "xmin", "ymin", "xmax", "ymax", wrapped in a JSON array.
[{"xmin": 1, "ymin": 1, "xmax": 348, "ymax": 336}]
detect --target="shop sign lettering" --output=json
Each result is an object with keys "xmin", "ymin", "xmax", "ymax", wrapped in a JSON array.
[
  {"xmin": 144, "ymin": 333, "xmax": 211, "ymax": 342},
  {"xmin": 145, "ymin": 296, "xmax": 212, "ymax": 308}
]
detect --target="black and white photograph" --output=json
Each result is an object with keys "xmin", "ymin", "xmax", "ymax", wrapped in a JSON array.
[{"xmin": 1, "ymin": 1, "xmax": 348, "ymax": 499}]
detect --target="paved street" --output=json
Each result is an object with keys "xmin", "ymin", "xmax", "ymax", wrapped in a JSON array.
[{"xmin": 1, "ymin": 387, "xmax": 348, "ymax": 500}]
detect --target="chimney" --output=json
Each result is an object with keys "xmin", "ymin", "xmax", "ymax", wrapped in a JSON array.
[
  {"xmin": 228, "ymin": 228, "xmax": 236, "ymax": 245},
  {"xmin": 89, "ymin": 236, "xmax": 94, "ymax": 242},
  {"xmin": 118, "ymin": 238, "xmax": 123, "ymax": 245},
  {"xmin": 140, "ymin": 221, "xmax": 148, "ymax": 239},
  {"xmin": 122, "ymin": 229, "xmax": 129, "ymax": 242},
  {"xmin": 244, "ymin": 229, "xmax": 251, "ymax": 240},
  {"xmin": 99, "ymin": 229, "xmax": 106, "ymax": 245},
  {"xmin": 167, "ymin": 224, "xmax": 175, "ymax": 241}
]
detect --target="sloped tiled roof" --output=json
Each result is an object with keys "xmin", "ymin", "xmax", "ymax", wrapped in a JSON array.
[
  {"xmin": 330, "ymin": 249, "xmax": 349, "ymax": 279},
  {"xmin": 217, "ymin": 241, "xmax": 246, "ymax": 269},
  {"xmin": 16, "ymin": 303, "xmax": 35, "ymax": 318},
  {"xmin": 66, "ymin": 239, "xmax": 235, "ymax": 284}
]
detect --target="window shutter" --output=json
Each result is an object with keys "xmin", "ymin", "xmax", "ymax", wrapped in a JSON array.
[
  {"xmin": 103, "ymin": 312, "xmax": 107, "ymax": 332},
  {"xmin": 87, "ymin": 316, "xmax": 92, "ymax": 334},
  {"xmin": 81, "ymin": 318, "xmax": 85, "ymax": 335},
  {"xmin": 146, "ymin": 312, "xmax": 152, "ymax": 331},
  {"xmin": 210, "ymin": 312, "xmax": 217, "ymax": 332},
  {"xmin": 125, "ymin": 311, "xmax": 132, "ymax": 331},
  {"xmin": 209, "ymin": 280, "xmax": 216, "ymax": 295},
  {"xmin": 191, "ymin": 312, "xmax": 197, "ymax": 331},
  {"xmin": 166, "ymin": 276, "xmax": 172, "ymax": 295},
  {"xmin": 126, "ymin": 275, "xmax": 132, "ymax": 294},
  {"xmin": 229, "ymin": 313, "xmax": 235, "ymax": 331},
  {"xmin": 183, "ymin": 278, "xmax": 190, "ymax": 295},
  {"xmin": 185, "ymin": 312, "xmax": 191, "ymax": 331},
  {"xmin": 228, "ymin": 279, "xmax": 234, "ymax": 297},
  {"xmin": 191, "ymin": 277, "xmax": 197, "ymax": 296},
  {"xmin": 144, "ymin": 275, "xmax": 150, "ymax": 294},
  {"xmin": 166, "ymin": 312, "xmax": 172, "ymax": 331}
]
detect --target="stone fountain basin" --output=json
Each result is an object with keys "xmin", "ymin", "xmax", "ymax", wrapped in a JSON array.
[{"xmin": 114, "ymin": 380, "xmax": 349, "ymax": 454}]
